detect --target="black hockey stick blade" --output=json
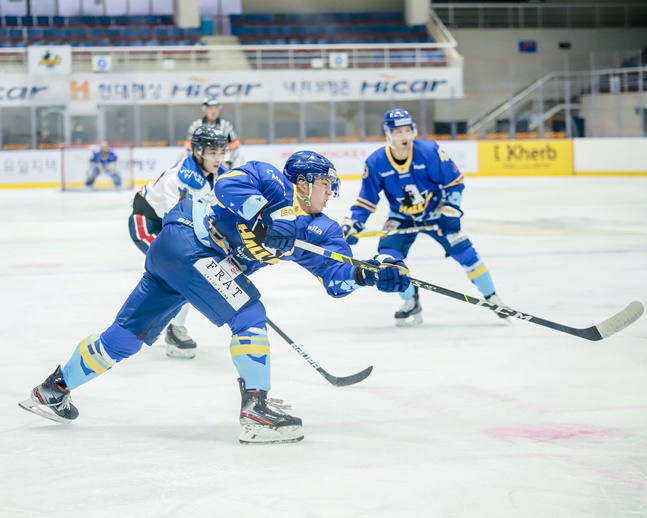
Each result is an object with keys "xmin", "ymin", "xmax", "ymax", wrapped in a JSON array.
[
  {"xmin": 294, "ymin": 239, "xmax": 645, "ymax": 342},
  {"xmin": 315, "ymin": 365, "xmax": 374, "ymax": 387},
  {"xmin": 266, "ymin": 317, "xmax": 373, "ymax": 387}
]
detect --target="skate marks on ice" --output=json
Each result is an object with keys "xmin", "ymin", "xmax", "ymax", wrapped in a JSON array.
[{"xmin": 1, "ymin": 179, "xmax": 647, "ymax": 517}]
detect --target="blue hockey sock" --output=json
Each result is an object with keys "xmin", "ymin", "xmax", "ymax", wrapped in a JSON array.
[
  {"xmin": 399, "ymin": 283, "xmax": 416, "ymax": 300},
  {"xmin": 229, "ymin": 327, "xmax": 270, "ymax": 391},
  {"xmin": 61, "ymin": 334, "xmax": 116, "ymax": 390}
]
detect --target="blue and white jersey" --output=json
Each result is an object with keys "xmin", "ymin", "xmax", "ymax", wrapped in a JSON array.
[
  {"xmin": 350, "ymin": 139, "xmax": 465, "ymax": 224},
  {"xmin": 189, "ymin": 160, "xmax": 360, "ymax": 298},
  {"xmin": 89, "ymin": 149, "xmax": 118, "ymax": 167},
  {"xmin": 140, "ymin": 154, "xmax": 226, "ymax": 220}
]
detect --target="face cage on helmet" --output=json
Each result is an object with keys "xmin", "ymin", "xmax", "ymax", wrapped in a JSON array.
[{"xmin": 301, "ymin": 171, "xmax": 340, "ymax": 198}]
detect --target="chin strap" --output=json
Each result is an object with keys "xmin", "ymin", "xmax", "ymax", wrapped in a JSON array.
[{"xmin": 296, "ymin": 182, "xmax": 313, "ymax": 207}]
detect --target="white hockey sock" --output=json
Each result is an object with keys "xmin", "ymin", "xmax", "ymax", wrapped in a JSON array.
[{"xmin": 170, "ymin": 304, "xmax": 190, "ymax": 327}]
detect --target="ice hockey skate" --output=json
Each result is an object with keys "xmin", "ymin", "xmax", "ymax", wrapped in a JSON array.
[
  {"xmin": 19, "ymin": 365, "xmax": 79, "ymax": 424},
  {"xmin": 395, "ymin": 286, "xmax": 423, "ymax": 327},
  {"xmin": 238, "ymin": 378, "xmax": 304, "ymax": 444},
  {"xmin": 485, "ymin": 293, "xmax": 511, "ymax": 321},
  {"xmin": 165, "ymin": 324, "xmax": 197, "ymax": 359}
]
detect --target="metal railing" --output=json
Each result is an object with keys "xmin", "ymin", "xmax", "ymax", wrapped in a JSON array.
[
  {"xmin": 468, "ymin": 65, "xmax": 647, "ymax": 137},
  {"xmin": 0, "ymin": 40, "xmax": 454, "ymax": 74}
]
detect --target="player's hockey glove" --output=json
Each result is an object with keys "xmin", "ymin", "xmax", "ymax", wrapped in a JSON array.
[
  {"xmin": 356, "ymin": 254, "xmax": 411, "ymax": 293},
  {"xmin": 438, "ymin": 203, "xmax": 463, "ymax": 235},
  {"xmin": 261, "ymin": 206, "xmax": 297, "ymax": 253},
  {"xmin": 341, "ymin": 218, "xmax": 365, "ymax": 245}
]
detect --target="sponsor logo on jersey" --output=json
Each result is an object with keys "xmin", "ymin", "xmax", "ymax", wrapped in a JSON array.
[
  {"xmin": 193, "ymin": 257, "xmax": 250, "ymax": 311},
  {"xmin": 308, "ymin": 224, "xmax": 323, "ymax": 235}
]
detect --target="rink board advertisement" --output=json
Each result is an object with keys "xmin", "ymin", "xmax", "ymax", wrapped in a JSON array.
[
  {"xmin": 0, "ymin": 142, "xmax": 478, "ymax": 188},
  {"xmin": 574, "ymin": 138, "xmax": 647, "ymax": 174},
  {"xmin": 478, "ymin": 140, "xmax": 574, "ymax": 176},
  {"xmin": 0, "ymin": 138, "xmax": 644, "ymax": 188},
  {"xmin": 0, "ymin": 69, "xmax": 463, "ymax": 106}
]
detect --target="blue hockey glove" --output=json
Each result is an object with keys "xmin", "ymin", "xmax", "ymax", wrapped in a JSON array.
[
  {"xmin": 341, "ymin": 218, "xmax": 365, "ymax": 245},
  {"xmin": 359, "ymin": 254, "xmax": 411, "ymax": 293},
  {"xmin": 262, "ymin": 206, "xmax": 297, "ymax": 253},
  {"xmin": 438, "ymin": 204, "xmax": 463, "ymax": 235}
]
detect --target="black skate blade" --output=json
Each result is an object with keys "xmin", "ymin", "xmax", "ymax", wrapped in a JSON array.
[{"xmin": 18, "ymin": 398, "xmax": 74, "ymax": 424}]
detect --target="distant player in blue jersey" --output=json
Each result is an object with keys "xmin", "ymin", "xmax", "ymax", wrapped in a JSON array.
[
  {"xmin": 341, "ymin": 108, "xmax": 507, "ymax": 327},
  {"xmin": 129, "ymin": 125, "xmax": 228, "ymax": 359},
  {"xmin": 20, "ymin": 151, "xmax": 411, "ymax": 445},
  {"xmin": 85, "ymin": 142, "xmax": 121, "ymax": 189}
]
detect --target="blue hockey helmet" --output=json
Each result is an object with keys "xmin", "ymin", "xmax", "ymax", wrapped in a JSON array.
[
  {"xmin": 283, "ymin": 150, "xmax": 340, "ymax": 197},
  {"xmin": 190, "ymin": 125, "xmax": 227, "ymax": 154},
  {"xmin": 383, "ymin": 108, "xmax": 418, "ymax": 143}
]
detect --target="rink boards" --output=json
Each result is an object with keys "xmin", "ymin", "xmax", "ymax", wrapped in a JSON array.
[{"xmin": 1, "ymin": 137, "xmax": 646, "ymax": 188}]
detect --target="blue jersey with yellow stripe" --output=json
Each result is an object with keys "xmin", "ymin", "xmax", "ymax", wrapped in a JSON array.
[
  {"xmin": 192, "ymin": 160, "xmax": 360, "ymax": 298},
  {"xmin": 350, "ymin": 139, "xmax": 465, "ymax": 224}
]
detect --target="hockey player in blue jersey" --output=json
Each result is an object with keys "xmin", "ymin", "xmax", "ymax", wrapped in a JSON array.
[
  {"xmin": 20, "ymin": 151, "xmax": 411, "ymax": 444},
  {"xmin": 129, "ymin": 125, "xmax": 228, "ymax": 359},
  {"xmin": 85, "ymin": 142, "xmax": 121, "ymax": 189},
  {"xmin": 341, "ymin": 108, "xmax": 507, "ymax": 327}
]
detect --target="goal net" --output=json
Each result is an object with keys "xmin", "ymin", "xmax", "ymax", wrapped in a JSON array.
[{"xmin": 60, "ymin": 142, "xmax": 135, "ymax": 191}]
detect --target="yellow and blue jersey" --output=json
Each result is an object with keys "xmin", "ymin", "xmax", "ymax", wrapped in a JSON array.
[
  {"xmin": 351, "ymin": 139, "xmax": 465, "ymax": 224},
  {"xmin": 189, "ymin": 160, "xmax": 360, "ymax": 298}
]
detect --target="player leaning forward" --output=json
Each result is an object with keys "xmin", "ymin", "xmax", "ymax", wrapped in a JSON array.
[
  {"xmin": 20, "ymin": 151, "xmax": 411, "ymax": 444},
  {"xmin": 342, "ymin": 108, "xmax": 507, "ymax": 326}
]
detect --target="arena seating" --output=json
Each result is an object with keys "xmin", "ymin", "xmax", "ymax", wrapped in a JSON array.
[
  {"xmin": 230, "ymin": 12, "xmax": 432, "ymax": 45},
  {"xmin": 0, "ymin": 15, "xmax": 202, "ymax": 47},
  {"xmin": 229, "ymin": 12, "xmax": 443, "ymax": 68}
]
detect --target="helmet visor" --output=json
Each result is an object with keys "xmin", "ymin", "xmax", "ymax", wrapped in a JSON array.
[{"xmin": 308, "ymin": 168, "xmax": 340, "ymax": 198}]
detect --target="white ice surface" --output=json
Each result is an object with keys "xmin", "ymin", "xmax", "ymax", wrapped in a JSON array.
[{"xmin": 0, "ymin": 177, "xmax": 646, "ymax": 518}]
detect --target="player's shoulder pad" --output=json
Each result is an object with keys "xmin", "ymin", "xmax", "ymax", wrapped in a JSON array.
[
  {"xmin": 177, "ymin": 161, "xmax": 207, "ymax": 189},
  {"xmin": 415, "ymin": 139, "xmax": 445, "ymax": 162},
  {"xmin": 366, "ymin": 145, "xmax": 388, "ymax": 165},
  {"xmin": 415, "ymin": 138, "xmax": 439, "ymax": 152},
  {"xmin": 303, "ymin": 214, "xmax": 342, "ymax": 242}
]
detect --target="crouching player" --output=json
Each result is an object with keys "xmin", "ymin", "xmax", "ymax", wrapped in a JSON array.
[
  {"xmin": 20, "ymin": 151, "xmax": 411, "ymax": 445},
  {"xmin": 85, "ymin": 142, "xmax": 121, "ymax": 189}
]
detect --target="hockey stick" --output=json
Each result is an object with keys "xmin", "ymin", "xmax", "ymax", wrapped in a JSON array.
[
  {"xmin": 294, "ymin": 239, "xmax": 644, "ymax": 342},
  {"xmin": 266, "ymin": 317, "xmax": 373, "ymax": 387},
  {"xmin": 355, "ymin": 224, "xmax": 439, "ymax": 239}
]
